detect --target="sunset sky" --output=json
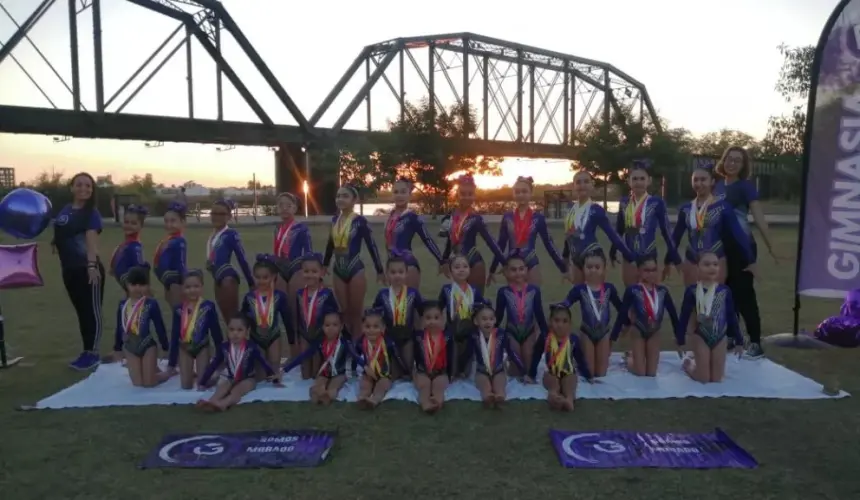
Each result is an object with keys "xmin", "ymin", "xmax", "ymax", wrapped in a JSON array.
[{"xmin": 0, "ymin": 0, "xmax": 839, "ymax": 188}]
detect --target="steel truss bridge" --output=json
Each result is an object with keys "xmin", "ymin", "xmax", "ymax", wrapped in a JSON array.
[{"xmin": 0, "ymin": 0, "xmax": 660, "ymax": 195}]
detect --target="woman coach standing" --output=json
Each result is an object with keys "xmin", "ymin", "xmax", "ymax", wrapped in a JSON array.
[
  {"xmin": 715, "ymin": 146, "xmax": 778, "ymax": 359},
  {"xmin": 52, "ymin": 172, "xmax": 106, "ymax": 371}
]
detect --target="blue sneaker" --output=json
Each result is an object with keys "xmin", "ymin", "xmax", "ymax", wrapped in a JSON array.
[
  {"xmin": 744, "ymin": 343, "xmax": 765, "ymax": 359},
  {"xmin": 69, "ymin": 351, "xmax": 100, "ymax": 371}
]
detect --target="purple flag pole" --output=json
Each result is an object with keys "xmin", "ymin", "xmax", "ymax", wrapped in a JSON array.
[{"xmin": 777, "ymin": 0, "xmax": 860, "ymax": 349}]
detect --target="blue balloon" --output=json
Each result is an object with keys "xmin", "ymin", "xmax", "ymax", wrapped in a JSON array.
[{"xmin": 0, "ymin": 188, "xmax": 53, "ymax": 239}]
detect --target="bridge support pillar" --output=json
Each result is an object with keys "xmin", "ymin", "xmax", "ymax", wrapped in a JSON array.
[{"xmin": 274, "ymin": 143, "xmax": 339, "ymax": 215}]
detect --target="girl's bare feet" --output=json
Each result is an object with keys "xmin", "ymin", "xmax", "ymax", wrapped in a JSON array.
[{"xmin": 482, "ymin": 395, "xmax": 495, "ymax": 409}]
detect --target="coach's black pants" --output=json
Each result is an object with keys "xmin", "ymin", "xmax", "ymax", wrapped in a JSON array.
[
  {"xmin": 724, "ymin": 241, "xmax": 762, "ymax": 344},
  {"xmin": 61, "ymin": 263, "xmax": 106, "ymax": 352}
]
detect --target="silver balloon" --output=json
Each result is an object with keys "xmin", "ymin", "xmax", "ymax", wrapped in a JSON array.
[{"xmin": 0, "ymin": 188, "xmax": 53, "ymax": 239}]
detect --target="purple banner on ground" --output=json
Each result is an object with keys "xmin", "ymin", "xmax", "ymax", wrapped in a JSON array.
[
  {"xmin": 140, "ymin": 430, "xmax": 336, "ymax": 469},
  {"xmin": 799, "ymin": 0, "xmax": 860, "ymax": 298},
  {"xmin": 549, "ymin": 428, "xmax": 757, "ymax": 469}
]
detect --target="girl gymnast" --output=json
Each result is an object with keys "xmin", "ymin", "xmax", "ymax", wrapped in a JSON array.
[
  {"xmin": 240, "ymin": 254, "xmax": 291, "ymax": 379},
  {"xmin": 494, "ymin": 249, "xmax": 548, "ymax": 380},
  {"xmin": 676, "ymin": 251, "xmax": 744, "ymax": 383},
  {"xmin": 272, "ymin": 192, "xmax": 312, "ymax": 357},
  {"xmin": 529, "ymin": 303, "xmax": 594, "ymax": 411},
  {"xmin": 323, "ymin": 184, "xmax": 384, "ymax": 346},
  {"xmin": 610, "ymin": 256, "xmax": 680, "ymax": 377},
  {"xmin": 207, "ymin": 198, "xmax": 255, "ymax": 320},
  {"xmin": 562, "ymin": 170, "xmax": 634, "ymax": 284},
  {"xmin": 153, "ymin": 201, "xmax": 187, "ymax": 308},
  {"xmin": 354, "ymin": 307, "xmax": 405, "ymax": 410},
  {"xmin": 413, "ymin": 301, "xmax": 449, "ymax": 414},
  {"xmin": 166, "ymin": 270, "xmax": 224, "ymax": 389},
  {"xmin": 385, "ymin": 177, "xmax": 445, "ymax": 289},
  {"xmin": 109, "ymin": 204, "xmax": 149, "ymax": 292},
  {"xmin": 283, "ymin": 310, "xmax": 350, "ymax": 404},
  {"xmin": 372, "ymin": 253, "xmax": 423, "ymax": 379},
  {"xmin": 196, "ymin": 314, "xmax": 280, "ymax": 412},
  {"xmin": 438, "ymin": 254, "xmax": 484, "ymax": 378},
  {"xmin": 440, "ymin": 174, "xmax": 505, "ymax": 295},
  {"xmin": 111, "ymin": 267, "xmax": 169, "ymax": 387},
  {"xmin": 667, "ymin": 164, "xmax": 756, "ymax": 286},
  {"xmin": 295, "ymin": 253, "xmax": 340, "ymax": 379},
  {"xmin": 488, "ymin": 175, "xmax": 567, "ymax": 286},
  {"xmin": 561, "ymin": 253, "xmax": 622, "ymax": 377},
  {"xmin": 610, "ymin": 160, "xmax": 681, "ymax": 286},
  {"xmin": 471, "ymin": 300, "xmax": 525, "ymax": 408}
]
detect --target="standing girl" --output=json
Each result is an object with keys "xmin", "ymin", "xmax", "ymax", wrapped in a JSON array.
[
  {"xmin": 610, "ymin": 256, "xmax": 679, "ymax": 377},
  {"xmin": 196, "ymin": 314, "xmax": 279, "ymax": 412},
  {"xmin": 52, "ymin": 172, "xmax": 106, "ymax": 371},
  {"xmin": 668, "ymin": 165, "xmax": 757, "ymax": 286},
  {"xmin": 273, "ymin": 192, "xmax": 312, "ymax": 355},
  {"xmin": 413, "ymin": 301, "xmax": 450, "ymax": 413},
  {"xmin": 441, "ymin": 174, "xmax": 505, "ymax": 296},
  {"xmin": 354, "ymin": 307, "xmax": 404, "ymax": 409},
  {"xmin": 715, "ymin": 146, "xmax": 777, "ymax": 359},
  {"xmin": 372, "ymin": 254, "xmax": 423, "ymax": 379},
  {"xmin": 323, "ymin": 185, "xmax": 384, "ymax": 342},
  {"xmin": 438, "ymin": 254, "xmax": 484, "ymax": 378},
  {"xmin": 153, "ymin": 201, "xmax": 187, "ymax": 309},
  {"xmin": 111, "ymin": 267, "xmax": 169, "ymax": 387},
  {"xmin": 489, "ymin": 176, "xmax": 567, "ymax": 285},
  {"xmin": 471, "ymin": 300, "xmax": 524, "ymax": 408},
  {"xmin": 610, "ymin": 161, "xmax": 681, "ymax": 286},
  {"xmin": 109, "ymin": 204, "xmax": 149, "ymax": 291},
  {"xmin": 167, "ymin": 270, "xmax": 224, "ymax": 390},
  {"xmin": 283, "ymin": 311, "xmax": 350, "ymax": 404},
  {"xmin": 240, "ymin": 255, "xmax": 291, "ymax": 378},
  {"xmin": 529, "ymin": 303, "xmax": 593, "ymax": 411},
  {"xmin": 296, "ymin": 253, "xmax": 340, "ymax": 379},
  {"xmin": 562, "ymin": 171, "xmax": 634, "ymax": 284},
  {"xmin": 676, "ymin": 251, "xmax": 744, "ymax": 383},
  {"xmin": 385, "ymin": 178, "xmax": 445, "ymax": 289},
  {"xmin": 561, "ymin": 253, "xmax": 623, "ymax": 378},
  {"xmin": 207, "ymin": 198, "xmax": 255, "ymax": 321},
  {"xmin": 494, "ymin": 249, "xmax": 548, "ymax": 380}
]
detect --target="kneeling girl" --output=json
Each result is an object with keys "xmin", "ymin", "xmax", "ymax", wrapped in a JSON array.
[
  {"xmin": 413, "ymin": 301, "xmax": 450, "ymax": 413},
  {"xmin": 283, "ymin": 310, "xmax": 350, "ymax": 404},
  {"xmin": 471, "ymin": 300, "xmax": 524, "ymax": 408},
  {"xmin": 241, "ymin": 254, "xmax": 291, "ymax": 376},
  {"xmin": 167, "ymin": 270, "xmax": 223, "ymax": 390},
  {"xmin": 355, "ymin": 307, "xmax": 405, "ymax": 409},
  {"xmin": 530, "ymin": 303, "xmax": 593, "ymax": 411}
]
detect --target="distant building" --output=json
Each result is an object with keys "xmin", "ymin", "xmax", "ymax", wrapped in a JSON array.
[{"xmin": 0, "ymin": 167, "xmax": 15, "ymax": 188}]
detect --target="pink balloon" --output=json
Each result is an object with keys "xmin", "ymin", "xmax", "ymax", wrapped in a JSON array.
[{"xmin": 0, "ymin": 243, "xmax": 43, "ymax": 289}]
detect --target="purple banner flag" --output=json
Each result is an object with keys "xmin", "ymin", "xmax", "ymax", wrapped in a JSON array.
[
  {"xmin": 549, "ymin": 428, "xmax": 757, "ymax": 469},
  {"xmin": 140, "ymin": 430, "xmax": 336, "ymax": 469},
  {"xmin": 798, "ymin": 1, "xmax": 860, "ymax": 298}
]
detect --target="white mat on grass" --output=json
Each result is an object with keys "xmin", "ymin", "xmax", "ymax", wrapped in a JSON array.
[{"xmin": 34, "ymin": 352, "xmax": 848, "ymax": 409}]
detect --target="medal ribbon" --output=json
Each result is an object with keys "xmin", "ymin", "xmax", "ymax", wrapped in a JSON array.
[
  {"xmin": 228, "ymin": 340, "xmax": 246, "ymax": 380},
  {"xmin": 546, "ymin": 334, "xmax": 571, "ymax": 376},
  {"xmin": 207, "ymin": 226, "xmax": 229, "ymax": 262},
  {"xmin": 512, "ymin": 285, "xmax": 528, "ymax": 324},
  {"xmin": 479, "ymin": 329, "xmax": 497, "ymax": 371},
  {"xmin": 123, "ymin": 298, "xmax": 146, "ymax": 335},
  {"xmin": 512, "ymin": 208, "xmax": 533, "ymax": 247},
  {"xmin": 451, "ymin": 284, "xmax": 473, "ymax": 320},
  {"xmin": 153, "ymin": 233, "xmax": 179, "ymax": 267},
  {"xmin": 696, "ymin": 283, "xmax": 717, "ymax": 316},
  {"xmin": 565, "ymin": 200, "xmax": 592, "ymax": 234},
  {"xmin": 586, "ymin": 285, "xmax": 606, "ymax": 323},
  {"xmin": 689, "ymin": 196, "xmax": 712, "ymax": 232},
  {"xmin": 180, "ymin": 300, "xmax": 203, "ymax": 343},
  {"xmin": 450, "ymin": 210, "xmax": 470, "ymax": 245},
  {"xmin": 318, "ymin": 338, "xmax": 341, "ymax": 377},
  {"xmin": 423, "ymin": 331, "xmax": 445, "ymax": 371},
  {"xmin": 254, "ymin": 291, "xmax": 275, "ymax": 328},
  {"xmin": 641, "ymin": 284, "xmax": 659, "ymax": 322},
  {"xmin": 332, "ymin": 213, "xmax": 355, "ymax": 248},
  {"xmin": 274, "ymin": 220, "xmax": 294, "ymax": 256},
  {"xmin": 364, "ymin": 336, "xmax": 388, "ymax": 378},
  {"xmin": 385, "ymin": 211, "xmax": 405, "ymax": 249},
  {"xmin": 625, "ymin": 194, "xmax": 648, "ymax": 228},
  {"xmin": 302, "ymin": 288, "xmax": 319, "ymax": 328},
  {"xmin": 389, "ymin": 287, "xmax": 408, "ymax": 326}
]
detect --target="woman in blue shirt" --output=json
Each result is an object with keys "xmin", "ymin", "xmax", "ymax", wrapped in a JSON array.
[
  {"xmin": 52, "ymin": 172, "xmax": 105, "ymax": 371},
  {"xmin": 715, "ymin": 146, "xmax": 779, "ymax": 359}
]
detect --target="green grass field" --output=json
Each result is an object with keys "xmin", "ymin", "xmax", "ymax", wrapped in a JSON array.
[{"xmin": 1, "ymin": 223, "xmax": 858, "ymax": 500}]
